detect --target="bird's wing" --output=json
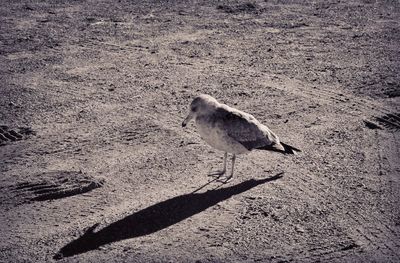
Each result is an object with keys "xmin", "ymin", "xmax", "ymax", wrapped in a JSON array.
[{"xmin": 213, "ymin": 106, "xmax": 279, "ymax": 150}]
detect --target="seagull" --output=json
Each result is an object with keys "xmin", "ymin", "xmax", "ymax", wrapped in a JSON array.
[{"xmin": 182, "ymin": 94, "xmax": 300, "ymax": 182}]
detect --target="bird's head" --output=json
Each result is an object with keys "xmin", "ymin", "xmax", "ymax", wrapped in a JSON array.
[{"xmin": 182, "ymin": 94, "xmax": 218, "ymax": 127}]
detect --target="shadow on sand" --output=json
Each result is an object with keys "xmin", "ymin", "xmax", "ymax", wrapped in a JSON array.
[{"xmin": 54, "ymin": 173, "xmax": 283, "ymax": 259}]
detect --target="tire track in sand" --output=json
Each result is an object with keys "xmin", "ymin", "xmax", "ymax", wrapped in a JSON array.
[{"xmin": 267, "ymin": 76, "xmax": 400, "ymax": 131}]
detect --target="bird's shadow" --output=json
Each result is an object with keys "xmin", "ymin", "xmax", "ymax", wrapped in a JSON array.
[{"xmin": 54, "ymin": 173, "xmax": 284, "ymax": 259}]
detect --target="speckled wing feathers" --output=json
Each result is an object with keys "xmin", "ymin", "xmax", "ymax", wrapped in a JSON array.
[{"xmin": 213, "ymin": 107, "xmax": 276, "ymax": 150}]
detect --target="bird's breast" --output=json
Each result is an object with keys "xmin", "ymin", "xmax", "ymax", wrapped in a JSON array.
[
  {"xmin": 195, "ymin": 116, "xmax": 248, "ymax": 154},
  {"xmin": 196, "ymin": 116, "xmax": 219, "ymax": 143}
]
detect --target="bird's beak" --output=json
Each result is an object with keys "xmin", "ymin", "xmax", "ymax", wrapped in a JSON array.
[{"xmin": 182, "ymin": 112, "xmax": 194, "ymax": 127}]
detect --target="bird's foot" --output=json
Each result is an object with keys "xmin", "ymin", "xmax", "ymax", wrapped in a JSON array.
[
  {"xmin": 208, "ymin": 168, "xmax": 226, "ymax": 178},
  {"xmin": 217, "ymin": 174, "xmax": 233, "ymax": 184},
  {"xmin": 208, "ymin": 167, "xmax": 226, "ymax": 178}
]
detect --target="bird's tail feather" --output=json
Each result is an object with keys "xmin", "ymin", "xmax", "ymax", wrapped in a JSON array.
[
  {"xmin": 280, "ymin": 142, "xmax": 301, "ymax": 154},
  {"xmin": 257, "ymin": 142, "xmax": 301, "ymax": 155}
]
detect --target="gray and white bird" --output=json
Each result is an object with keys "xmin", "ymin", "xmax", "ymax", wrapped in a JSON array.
[{"xmin": 182, "ymin": 94, "xmax": 300, "ymax": 182}]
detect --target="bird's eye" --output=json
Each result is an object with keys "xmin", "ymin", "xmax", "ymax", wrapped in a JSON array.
[{"xmin": 192, "ymin": 106, "xmax": 197, "ymax": 112}]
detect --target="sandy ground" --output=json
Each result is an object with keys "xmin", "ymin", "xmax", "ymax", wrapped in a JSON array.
[{"xmin": 1, "ymin": 0, "xmax": 400, "ymax": 262}]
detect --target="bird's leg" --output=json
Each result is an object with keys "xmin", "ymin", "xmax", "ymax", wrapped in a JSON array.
[
  {"xmin": 218, "ymin": 154, "xmax": 236, "ymax": 183},
  {"xmin": 208, "ymin": 152, "xmax": 227, "ymax": 177}
]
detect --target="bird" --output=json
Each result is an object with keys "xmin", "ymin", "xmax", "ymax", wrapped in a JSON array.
[{"xmin": 181, "ymin": 94, "xmax": 300, "ymax": 182}]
